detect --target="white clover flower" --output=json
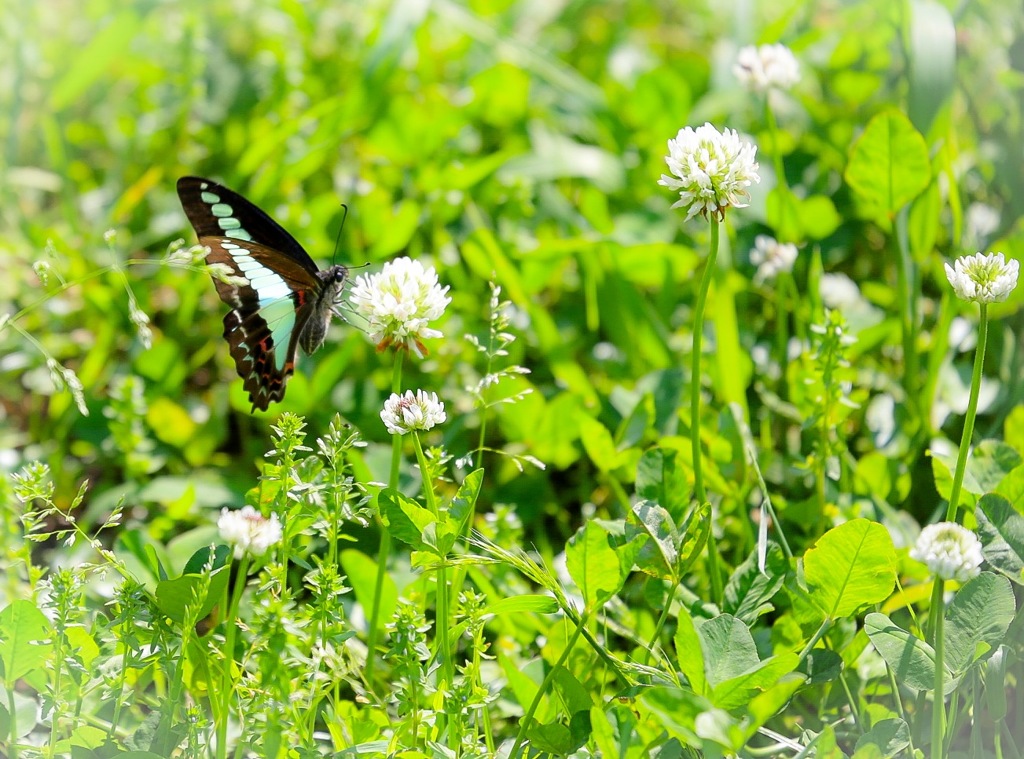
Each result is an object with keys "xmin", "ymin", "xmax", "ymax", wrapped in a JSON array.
[
  {"xmin": 749, "ymin": 235, "xmax": 798, "ymax": 283},
  {"xmin": 380, "ymin": 389, "xmax": 446, "ymax": 435},
  {"xmin": 965, "ymin": 203, "xmax": 1000, "ymax": 245},
  {"xmin": 734, "ymin": 43, "xmax": 801, "ymax": 93},
  {"xmin": 658, "ymin": 123, "xmax": 760, "ymax": 221},
  {"xmin": 819, "ymin": 273, "xmax": 862, "ymax": 310},
  {"xmin": 348, "ymin": 257, "xmax": 452, "ymax": 357},
  {"xmin": 945, "ymin": 252, "xmax": 1019, "ymax": 304},
  {"xmin": 910, "ymin": 522, "xmax": 983, "ymax": 582},
  {"xmin": 218, "ymin": 506, "xmax": 283, "ymax": 558}
]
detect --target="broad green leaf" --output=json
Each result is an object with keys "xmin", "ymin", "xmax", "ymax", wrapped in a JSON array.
[
  {"xmin": 676, "ymin": 502, "xmax": 712, "ymax": 576},
  {"xmin": 630, "ymin": 500, "xmax": 679, "ymax": 579},
  {"xmin": 565, "ymin": 521, "xmax": 625, "ymax": 608},
  {"xmin": 865, "ymin": 612, "xmax": 958, "ymax": 694},
  {"xmin": 710, "ymin": 653, "xmax": 799, "ymax": 711},
  {"xmin": 697, "ymin": 614, "xmax": 760, "ymax": 689},
  {"xmin": 636, "ymin": 448, "xmax": 689, "ymax": 521},
  {"xmin": 945, "ymin": 572, "xmax": 1014, "ymax": 674},
  {"xmin": 552, "ymin": 666, "xmax": 594, "ymax": 713},
  {"xmin": 804, "ymin": 518, "xmax": 897, "ymax": 619},
  {"xmin": 995, "ymin": 465, "xmax": 1024, "ymax": 513},
  {"xmin": 722, "ymin": 544, "xmax": 787, "ymax": 624},
  {"xmin": 154, "ymin": 566, "xmax": 229, "ymax": 625},
  {"xmin": 906, "ymin": 0, "xmax": 956, "ymax": 135},
  {"xmin": 341, "ymin": 549, "xmax": 398, "ymax": 636},
  {"xmin": 182, "ymin": 544, "xmax": 230, "ymax": 576},
  {"xmin": 977, "ymin": 495, "xmax": 1024, "ymax": 584},
  {"xmin": 0, "ymin": 600, "xmax": 52, "ymax": 681},
  {"xmin": 742, "ymin": 675, "xmax": 805, "ymax": 742},
  {"xmin": 933, "ymin": 440, "xmax": 1022, "ymax": 503},
  {"xmin": 637, "ymin": 686, "xmax": 709, "ymax": 744},
  {"xmin": 378, "ymin": 489, "xmax": 433, "ymax": 550},
  {"xmin": 854, "ymin": 717, "xmax": 911, "ymax": 759},
  {"xmin": 983, "ymin": 646, "xmax": 1009, "ymax": 722},
  {"xmin": 845, "ymin": 110, "xmax": 930, "ymax": 215},
  {"xmin": 65, "ymin": 626, "xmax": 100, "ymax": 669},
  {"xmin": 673, "ymin": 604, "xmax": 706, "ymax": 694},
  {"xmin": 449, "ymin": 468, "xmax": 484, "ymax": 534}
]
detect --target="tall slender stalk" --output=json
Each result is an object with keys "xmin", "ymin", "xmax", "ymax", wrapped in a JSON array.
[
  {"xmin": 691, "ymin": 217, "xmax": 723, "ymax": 604},
  {"xmin": 366, "ymin": 354, "xmax": 405, "ymax": 686},
  {"xmin": 930, "ymin": 578, "xmax": 947, "ymax": 759},
  {"xmin": 945, "ymin": 305, "xmax": 988, "ymax": 523}
]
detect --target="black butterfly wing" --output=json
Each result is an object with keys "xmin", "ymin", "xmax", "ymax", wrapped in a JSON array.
[
  {"xmin": 176, "ymin": 176, "xmax": 320, "ymax": 276},
  {"xmin": 203, "ymin": 238, "xmax": 322, "ymax": 411}
]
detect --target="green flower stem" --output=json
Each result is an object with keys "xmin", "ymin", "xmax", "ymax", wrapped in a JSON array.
[
  {"xmin": 366, "ymin": 355, "xmax": 404, "ymax": 687},
  {"xmin": 216, "ymin": 554, "xmax": 250, "ymax": 759},
  {"xmin": 412, "ymin": 432, "xmax": 454, "ymax": 692},
  {"xmin": 945, "ymin": 304, "xmax": 988, "ymax": 523},
  {"xmin": 930, "ymin": 577, "xmax": 947, "ymax": 759},
  {"xmin": 510, "ymin": 608, "xmax": 590, "ymax": 759},
  {"xmin": 692, "ymin": 216, "xmax": 723, "ymax": 604}
]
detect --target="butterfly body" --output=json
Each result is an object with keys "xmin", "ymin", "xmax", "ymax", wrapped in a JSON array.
[{"xmin": 176, "ymin": 176, "xmax": 347, "ymax": 411}]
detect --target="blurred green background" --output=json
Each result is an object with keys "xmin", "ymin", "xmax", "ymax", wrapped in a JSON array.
[{"xmin": 2, "ymin": 0, "xmax": 1023, "ymax": 539}]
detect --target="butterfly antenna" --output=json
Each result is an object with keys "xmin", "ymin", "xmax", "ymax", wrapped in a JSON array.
[{"xmin": 331, "ymin": 203, "xmax": 349, "ymax": 266}]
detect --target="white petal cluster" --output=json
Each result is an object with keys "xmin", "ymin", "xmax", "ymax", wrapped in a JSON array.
[
  {"xmin": 734, "ymin": 43, "xmax": 801, "ymax": 93},
  {"xmin": 910, "ymin": 522, "xmax": 983, "ymax": 582},
  {"xmin": 381, "ymin": 389, "xmax": 447, "ymax": 435},
  {"xmin": 658, "ymin": 123, "xmax": 760, "ymax": 221},
  {"xmin": 749, "ymin": 235, "xmax": 798, "ymax": 283},
  {"xmin": 218, "ymin": 506, "xmax": 283, "ymax": 558},
  {"xmin": 348, "ymin": 257, "xmax": 452, "ymax": 356},
  {"xmin": 944, "ymin": 252, "xmax": 1019, "ymax": 305}
]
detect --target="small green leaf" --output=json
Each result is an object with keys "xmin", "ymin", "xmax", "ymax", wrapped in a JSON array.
[
  {"xmin": 154, "ymin": 567, "xmax": 229, "ymax": 625},
  {"xmin": 945, "ymin": 572, "xmax": 1015, "ymax": 674},
  {"xmin": 854, "ymin": 717, "xmax": 911, "ymax": 758},
  {"xmin": 378, "ymin": 489, "xmax": 433, "ymax": 550},
  {"xmin": 710, "ymin": 653, "xmax": 799, "ymax": 711},
  {"xmin": 674, "ymin": 605, "xmax": 706, "ymax": 694},
  {"xmin": 977, "ymin": 495, "xmax": 1024, "ymax": 584},
  {"xmin": 865, "ymin": 612, "xmax": 957, "ymax": 694},
  {"xmin": 804, "ymin": 518, "xmax": 897, "ymax": 619},
  {"xmin": 636, "ymin": 447, "xmax": 689, "ymax": 521},
  {"xmin": 697, "ymin": 614, "xmax": 760, "ymax": 689},
  {"xmin": 845, "ymin": 110, "xmax": 931, "ymax": 215},
  {"xmin": 630, "ymin": 500, "xmax": 679, "ymax": 580},
  {"xmin": 565, "ymin": 521, "xmax": 625, "ymax": 609},
  {"xmin": 449, "ymin": 468, "xmax": 483, "ymax": 534},
  {"xmin": 0, "ymin": 600, "xmax": 52, "ymax": 681}
]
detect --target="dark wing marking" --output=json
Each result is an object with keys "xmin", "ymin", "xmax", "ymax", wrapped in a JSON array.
[
  {"xmin": 177, "ymin": 176, "xmax": 320, "ymax": 276},
  {"xmin": 201, "ymin": 238, "xmax": 322, "ymax": 411}
]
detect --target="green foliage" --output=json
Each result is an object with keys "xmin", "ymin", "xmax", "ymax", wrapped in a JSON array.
[{"xmin": 2, "ymin": 0, "xmax": 1023, "ymax": 756}]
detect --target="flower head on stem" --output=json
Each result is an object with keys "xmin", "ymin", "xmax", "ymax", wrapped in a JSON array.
[
  {"xmin": 944, "ymin": 252, "xmax": 1019, "ymax": 304},
  {"xmin": 658, "ymin": 123, "xmax": 760, "ymax": 221},
  {"xmin": 348, "ymin": 256, "xmax": 451, "ymax": 356},
  {"xmin": 910, "ymin": 522, "xmax": 983, "ymax": 582},
  {"xmin": 380, "ymin": 389, "xmax": 447, "ymax": 435},
  {"xmin": 733, "ymin": 43, "xmax": 801, "ymax": 93},
  {"xmin": 217, "ymin": 506, "xmax": 283, "ymax": 558}
]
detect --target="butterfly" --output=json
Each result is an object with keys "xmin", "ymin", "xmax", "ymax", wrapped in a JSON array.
[{"xmin": 176, "ymin": 176, "xmax": 348, "ymax": 411}]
